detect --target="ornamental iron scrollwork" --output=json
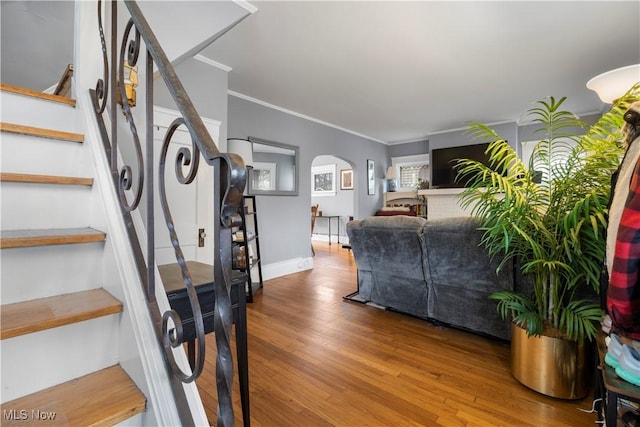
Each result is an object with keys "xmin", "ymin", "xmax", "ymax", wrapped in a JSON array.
[
  {"xmin": 158, "ymin": 118, "xmax": 204, "ymax": 383},
  {"xmin": 91, "ymin": 0, "xmax": 247, "ymax": 424},
  {"xmin": 95, "ymin": 0, "xmax": 108, "ymax": 115},
  {"xmin": 116, "ymin": 18, "xmax": 143, "ymax": 213}
]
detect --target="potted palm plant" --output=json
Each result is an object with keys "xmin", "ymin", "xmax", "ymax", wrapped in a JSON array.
[{"xmin": 456, "ymin": 86, "xmax": 639, "ymax": 399}]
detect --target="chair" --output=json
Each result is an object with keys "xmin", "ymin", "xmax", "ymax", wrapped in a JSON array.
[{"xmin": 311, "ymin": 204, "xmax": 319, "ymax": 255}]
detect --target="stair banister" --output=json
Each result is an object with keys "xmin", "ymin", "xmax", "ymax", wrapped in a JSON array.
[{"xmin": 90, "ymin": 1, "xmax": 246, "ymax": 425}]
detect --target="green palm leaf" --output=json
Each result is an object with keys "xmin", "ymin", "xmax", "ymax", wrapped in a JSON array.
[{"xmin": 458, "ymin": 87, "xmax": 640, "ymax": 341}]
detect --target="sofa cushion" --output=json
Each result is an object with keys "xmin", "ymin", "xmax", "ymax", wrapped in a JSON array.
[
  {"xmin": 359, "ymin": 215, "xmax": 426, "ymax": 229},
  {"xmin": 348, "ymin": 216, "xmax": 428, "ymax": 281},
  {"xmin": 346, "ymin": 216, "xmax": 430, "ymax": 317},
  {"xmin": 423, "ymin": 217, "xmax": 512, "ymax": 293},
  {"xmin": 430, "ymin": 283, "xmax": 511, "ymax": 339},
  {"xmin": 423, "ymin": 217, "xmax": 512, "ymax": 339}
]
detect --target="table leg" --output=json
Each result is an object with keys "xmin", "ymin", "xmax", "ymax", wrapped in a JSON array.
[{"xmin": 236, "ymin": 279, "xmax": 251, "ymax": 426}]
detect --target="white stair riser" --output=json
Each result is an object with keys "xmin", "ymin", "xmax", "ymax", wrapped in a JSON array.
[
  {"xmin": 0, "ymin": 80, "xmax": 161, "ymax": 423},
  {"xmin": 1, "ymin": 183, "xmax": 92, "ymax": 230},
  {"xmin": 1, "ymin": 133, "xmax": 92, "ymax": 177},
  {"xmin": 1, "ymin": 243, "xmax": 105, "ymax": 304},
  {"xmin": 0, "ymin": 92, "xmax": 77, "ymax": 132},
  {"xmin": 115, "ymin": 413, "xmax": 144, "ymax": 426},
  {"xmin": 0, "ymin": 314, "xmax": 121, "ymax": 403}
]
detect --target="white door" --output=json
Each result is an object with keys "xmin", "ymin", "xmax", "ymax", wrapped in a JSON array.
[{"xmin": 153, "ymin": 106, "xmax": 220, "ymax": 266}]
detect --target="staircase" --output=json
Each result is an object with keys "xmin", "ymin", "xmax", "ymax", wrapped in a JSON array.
[{"xmin": 0, "ymin": 83, "xmax": 146, "ymax": 425}]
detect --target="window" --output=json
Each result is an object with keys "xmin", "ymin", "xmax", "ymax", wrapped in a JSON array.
[
  {"xmin": 521, "ymin": 139, "xmax": 578, "ymax": 182},
  {"xmin": 251, "ymin": 162, "xmax": 276, "ymax": 191},
  {"xmin": 399, "ymin": 164, "xmax": 429, "ymax": 189},
  {"xmin": 392, "ymin": 154, "xmax": 430, "ymax": 190}
]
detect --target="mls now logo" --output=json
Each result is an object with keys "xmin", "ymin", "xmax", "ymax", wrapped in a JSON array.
[
  {"xmin": 3, "ymin": 410, "xmax": 28, "ymax": 420},
  {"xmin": 3, "ymin": 409, "xmax": 56, "ymax": 421},
  {"xmin": 31, "ymin": 410, "xmax": 57, "ymax": 420}
]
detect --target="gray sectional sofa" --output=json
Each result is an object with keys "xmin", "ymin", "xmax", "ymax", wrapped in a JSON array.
[{"xmin": 346, "ymin": 215, "xmax": 514, "ymax": 340}]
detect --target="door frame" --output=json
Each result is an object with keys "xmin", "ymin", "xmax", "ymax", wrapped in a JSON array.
[{"xmin": 153, "ymin": 105, "xmax": 221, "ymax": 265}]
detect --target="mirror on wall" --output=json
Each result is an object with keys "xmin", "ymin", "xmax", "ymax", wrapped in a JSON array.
[{"xmin": 247, "ymin": 137, "xmax": 299, "ymax": 196}]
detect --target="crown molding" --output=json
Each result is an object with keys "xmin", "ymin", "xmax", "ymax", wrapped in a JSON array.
[
  {"xmin": 194, "ymin": 55, "xmax": 232, "ymax": 72},
  {"xmin": 428, "ymin": 119, "xmax": 517, "ymax": 137},
  {"xmin": 516, "ymin": 109, "xmax": 602, "ymax": 126},
  {"xmin": 228, "ymin": 90, "xmax": 388, "ymax": 145},
  {"xmin": 583, "ymin": 109, "xmax": 607, "ymax": 117},
  {"xmin": 233, "ymin": 0, "xmax": 258, "ymax": 14},
  {"xmin": 387, "ymin": 136, "xmax": 429, "ymax": 145}
]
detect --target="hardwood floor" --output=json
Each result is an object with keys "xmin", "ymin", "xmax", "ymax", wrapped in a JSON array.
[{"xmin": 197, "ymin": 242, "xmax": 597, "ymax": 426}]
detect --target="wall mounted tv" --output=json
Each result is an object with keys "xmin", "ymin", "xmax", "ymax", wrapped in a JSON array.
[{"xmin": 431, "ymin": 142, "xmax": 492, "ymax": 189}]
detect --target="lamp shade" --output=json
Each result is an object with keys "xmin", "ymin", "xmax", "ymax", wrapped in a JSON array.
[
  {"xmin": 385, "ymin": 166, "xmax": 396, "ymax": 179},
  {"xmin": 227, "ymin": 138, "xmax": 254, "ymax": 167},
  {"xmin": 586, "ymin": 64, "xmax": 640, "ymax": 104}
]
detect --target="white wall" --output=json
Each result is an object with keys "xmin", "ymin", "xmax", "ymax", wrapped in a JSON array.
[
  {"xmin": 311, "ymin": 155, "xmax": 355, "ymax": 240},
  {"xmin": 154, "ymin": 57, "xmax": 230, "ymax": 148},
  {"xmin": 228, "ymin": 95, "xmax": 388, "ymax": 266}
]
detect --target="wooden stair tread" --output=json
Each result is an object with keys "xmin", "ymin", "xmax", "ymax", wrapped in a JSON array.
[
  {"xmin": 0, "ymin": 122, "xmax": 83, "ymax": 143},
  {"xmin": 1, "ymin": 289, "xmax": 122, "ymax": 340},
  {"xmin": 0, "ymin": 228, "xmax": 106, "ymax": 249},
  {"xmin": 0, "ymin": 83, "xmax": 76, "ymax": 107},
  {"xmin": 1, "ymin": 365, "xmax": 146, "ymax": 426},
  {"xmin": 1, "ymin": 172, "xmax": 93, "ymax": 186}
]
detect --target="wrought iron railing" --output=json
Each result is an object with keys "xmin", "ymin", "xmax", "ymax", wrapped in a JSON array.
[{"xmin": 90, "ymin": 1, "xmax": 246, "ymax": 425}]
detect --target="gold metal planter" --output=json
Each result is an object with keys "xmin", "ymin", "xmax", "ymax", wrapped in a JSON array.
[{"xmin": 510, "ymin": 323, "xmax": 588, "ymax": 399}]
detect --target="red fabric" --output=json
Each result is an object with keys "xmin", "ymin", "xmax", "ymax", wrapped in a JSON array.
[
  {"xmin": 375, "ymin": 210, "xmax": 417, "ymax": 217},
  {"xmin": 608, "ymin": 157, "xmax": 640, "ymax": 340}
]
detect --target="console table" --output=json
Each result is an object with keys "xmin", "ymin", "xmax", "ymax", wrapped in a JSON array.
[{"xmin": 314, "ymin": 215, "xmax": 341, "ymax": 245}]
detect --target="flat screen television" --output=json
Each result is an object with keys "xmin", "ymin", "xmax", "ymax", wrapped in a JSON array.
[{"xmin": 431, "ymin": 142, "xmax": 492, "ymax": 189}]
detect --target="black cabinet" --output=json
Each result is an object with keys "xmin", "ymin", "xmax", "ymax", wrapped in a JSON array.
[
  {"xmin": 161, "ymin": 262, "xmax": 246, "ymax": 341},
  {"xmin": 159, "ymin": 261, "xmax": 251, "ymax": 426},
  {"xmin": 233, "ymin": 195, "xmax": 264, "ymax": 302}
]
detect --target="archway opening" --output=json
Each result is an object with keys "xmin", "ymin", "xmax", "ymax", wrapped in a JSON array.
[{"xmin": 310, "ymin": 155, "xmax": 355, "ymax": 249}]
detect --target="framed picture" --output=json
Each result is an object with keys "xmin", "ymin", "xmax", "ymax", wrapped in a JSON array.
[
  {"xmin": 340, "ymin": 169, "xmax": 353, "ymax": 190},
  {"xmin": 367, "ymin": 159, "xmax": 375, "ymax": 195},
  {"xmin": 311, "ymin": 164, "xmax": 336, "ymax": 196}
]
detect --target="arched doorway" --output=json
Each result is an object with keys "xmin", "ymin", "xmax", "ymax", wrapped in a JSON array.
[{"xmin": 310, "ymin": 155, "xmax": 355, "ymax": 247}]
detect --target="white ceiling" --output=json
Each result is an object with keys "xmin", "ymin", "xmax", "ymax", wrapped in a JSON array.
[
  {"xmin": 201, "ymin": 1, "xmax": 640, "ymax": 144},
  {"xmin": 2, "ymin": 1, "xmax": 638, "ymax": 146}
]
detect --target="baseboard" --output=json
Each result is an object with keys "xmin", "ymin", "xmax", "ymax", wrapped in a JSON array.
[
  {"xmin": 262, "ymin": 257, "xmax": 313, "ymax": 281},
  {"xmin": 311, "ymin": 234, "xmax": 350, "ymax": 244}
]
